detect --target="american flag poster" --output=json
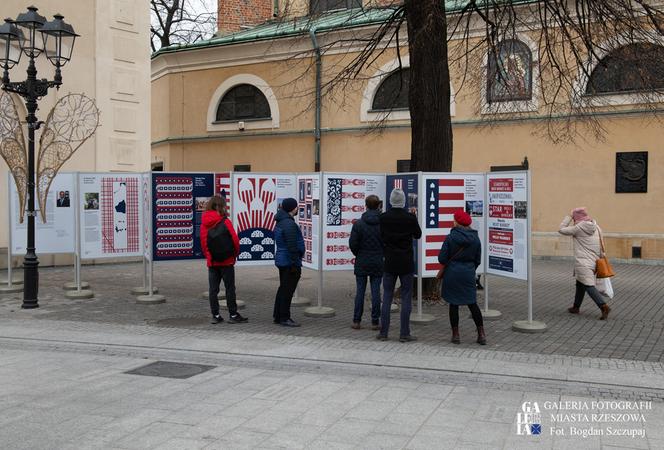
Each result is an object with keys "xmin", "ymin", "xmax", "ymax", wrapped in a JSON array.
[
  {"xmin": 386, "ymin": 173, "xmax": 419, "ymax": 275},
  {"xmin": 215, "ymin": 172, "xmax": 232, "ymax": 217},
  {"xmin": 420, "ymin": 173, "xmax": 486, "ymax": 277},
  {"xmin": 79, "ymin": 173, "xmax": 143, "ymax": 259},
  {"xmin": 152, "ymin": 173, "xmax": 214, "ymax": 261},
  {"xmin": 322, "ymin": 173, "xmax": 385, "ymax": 271},
  {"xmin": 232, "ymin": 174, "xmax": 296, "ymax": 265},
  {"xmin": 297, "ymin": 174, "xmax": 321, "ymax": 270}
]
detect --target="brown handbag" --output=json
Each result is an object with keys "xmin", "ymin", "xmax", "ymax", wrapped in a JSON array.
[{"xmin": 595, "ymin": 227, "xmax": 615, "ymax": 278}]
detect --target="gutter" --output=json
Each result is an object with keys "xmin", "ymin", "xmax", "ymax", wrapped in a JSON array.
[
  {"xmin": 273, "ymin": 0, "xmax": 279, "ymax": 17},
  {"xmin": 309, "ymin": 27, "xmax": 322, "ymax": 172}
]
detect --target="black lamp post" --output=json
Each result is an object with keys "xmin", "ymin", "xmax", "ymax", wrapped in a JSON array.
[{"xmin": 0, "ymin": 6, "xmax": 78, "ymax": 309}]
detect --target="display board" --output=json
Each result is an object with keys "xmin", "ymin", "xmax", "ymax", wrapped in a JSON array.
[
  {"xmin": 486, "ymin": 172, "xmax": 529, "ymax": 280},
  {"xmin": 232, "ymin": 173, "xmax": 297, "ymax": 265},
  {"xmin": 419, "ymin": 173, "xmax": 486, "ymax": 277},
  {"xmin": 385, "ymin": 173, "xmax": 419, "ymax": 275},
  {"xmin": 297, "ymin": 174, "xmax": 321, "ymax": 270},
  {"xmin": 142, "ymin": 173, "xmax": 153, "ymax": 260},
  {"xmin": 79, "ymin": 173, "xmax": 144, "ymax": 259},
  {"xmin": 10, "ymin": 172, "xmax": 76, "ymax": 255},
  {"xmin": 322, "ymin": 173, "xmax": 385, "ymax": 271}
]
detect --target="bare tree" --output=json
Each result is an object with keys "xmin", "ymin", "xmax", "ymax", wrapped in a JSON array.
[{"xmin": 150, "ymin": 0, "xmax": 217, "ymax": 52}]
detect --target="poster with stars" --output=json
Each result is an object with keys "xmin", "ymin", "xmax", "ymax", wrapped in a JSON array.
[
  {"xmin": 419, "ymin": 173, "xmax": 486, "ymax": 277},
  {"xmin": 386, "ymin": 173, "xmax": 419, "ymax": 275}
]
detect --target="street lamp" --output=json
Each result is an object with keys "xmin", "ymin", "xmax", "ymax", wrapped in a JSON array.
[{"xmin": 0, "ymin": 6, "xmax": 78, "ymax": 309}]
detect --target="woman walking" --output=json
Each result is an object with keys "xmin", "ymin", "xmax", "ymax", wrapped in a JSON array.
[
  {"xmin": 438, "ymin": 211, "xmax": 485, "ymax": 345},
  {"xmin": 559, "ymin": 207, "xmax": 611, "ymax": 320},
  {"xmin": 200, "ymin": 195, "xmax": 247, "ymax": 324}
]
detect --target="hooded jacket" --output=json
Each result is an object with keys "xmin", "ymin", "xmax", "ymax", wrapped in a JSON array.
[
  {"xmin": 559, "ymin": 215, "xmax": 601, "ymax": 285},
  {"xmin": 274, "ymin": 208, "xmax": 305, "ymax": 268},
  {"xmin": 200, "ymin": 210, "xmax": 240, "ymax": 268},
  {"xmin": 349, "ymin": 209, "xmax": 384, "ymax": 277},
  {"xmin": 438, "ymin": 226, "xmax": 482, "ymax": 305},
  {"xmin": 379, "ymin": 207, "xmax": 422, "ymax": 275}
]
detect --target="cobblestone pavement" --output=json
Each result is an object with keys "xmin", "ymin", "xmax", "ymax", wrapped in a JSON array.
[{"xmin": 1, "ymin": 259, "xmax": 662, "ymax": 362}]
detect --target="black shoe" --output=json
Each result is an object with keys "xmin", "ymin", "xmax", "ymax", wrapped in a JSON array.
[
  {"xmin": 376, "ymin": 334, "xmax": 388, "ymax": 341},
  {"xmin": 211, "ymin": 315, "xmax": 223, "ymax": 324},
  {"xmin": 228, "ymin": 313, "xmax": 248, "ymax": 324},
  {"xmin": 280, "ymin": 319, "xmax": 301, "ymax": 327},
  {"xmin": 399, "ymin": 335, "xmax": 418, "ymax": 343}
]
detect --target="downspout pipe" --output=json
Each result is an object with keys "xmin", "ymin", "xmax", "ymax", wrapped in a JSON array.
[
  {"xmin": 309, "ymin": 27, "xmax": 322, "ymax": 172},
  {"xmin": 273, "ymin": 0, "xmax": 279, "ymax": 17}
]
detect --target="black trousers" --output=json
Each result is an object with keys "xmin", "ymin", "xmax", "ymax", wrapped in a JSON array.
[
  {"xmin": 208, "ymin": 266, "xmax": 238, "ymax": 317},
  {"xmin": 273, "ymin": 266, "xmax": 301, "ymax": 323},
  {"xmin": 449, "ymin": 303, "xmax": 484, "ymax": 328}
]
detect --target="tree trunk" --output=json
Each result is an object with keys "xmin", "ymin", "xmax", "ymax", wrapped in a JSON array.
[{"xmin": 405, "ymin": 0, "xmax": 453, "ymax": 172}]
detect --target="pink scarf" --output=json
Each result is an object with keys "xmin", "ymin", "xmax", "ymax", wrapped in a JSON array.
[{"xmin": 572, "ymin": 207, "xmax": 592, "ymax": 222}]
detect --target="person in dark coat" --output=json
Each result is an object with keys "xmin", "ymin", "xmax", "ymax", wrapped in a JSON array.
[
  {"xmin": 377, "ymin": 189, "xmax": 422, "ymax": 342},
  {"xmin": 349, "ymin": 195, "xmax": 384, "ymax": 330},
  {"xmin": 273, "ymin": 198, "xmax": 305, "ymax": 327},
  {"xmin": 200, "ymin": 195, "xmax": 247, "ymax": 324},
  {"xmin": 438, "ymin": 210, "xmax": 485, "ymax": 345}
]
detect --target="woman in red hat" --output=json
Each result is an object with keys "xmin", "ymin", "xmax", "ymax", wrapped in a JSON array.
[{"xmin": 437, "ymin": 210, "xmax": 486, "ymax": 345}]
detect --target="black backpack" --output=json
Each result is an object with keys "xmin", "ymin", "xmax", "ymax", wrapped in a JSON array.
[{"xmin": 207, "ymin": 219, "xmax": 234, "ymax": 262}]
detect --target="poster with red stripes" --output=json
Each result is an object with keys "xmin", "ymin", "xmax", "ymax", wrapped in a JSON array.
[
  {"xmin": 232, "ymin": 173, "xmax": 296, "ymax": 265},
  {"xmin": 215, "ymin": 172, "xmax": 232, "ymax": 217},
  {"xmin": 297, "ymin": 174, "xmax": 321, "ymax": 270},
  {"xmin": 322, "ymin": 173, "xmax": 385, "ymax": 271},
  {"xmin": 79, "ymin": 173, "xmax": 143, "ymax": 259},
  {"xmin": 420, "ymin": 173, "xmax": 485, "ymax": 277}
]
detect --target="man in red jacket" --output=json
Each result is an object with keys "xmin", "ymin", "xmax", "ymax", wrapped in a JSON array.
[{"xmin": 200, "ymin": 195, "xmax": 247, "ymax": 324}]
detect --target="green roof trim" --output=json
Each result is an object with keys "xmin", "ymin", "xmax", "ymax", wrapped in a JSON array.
[{"xmin": 152, "ymin": 1, "xmax": 538, "ymax": 58}]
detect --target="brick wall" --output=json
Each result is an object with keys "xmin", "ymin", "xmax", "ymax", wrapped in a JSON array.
[{"xmin": 218, "ymin": 0, "xmax": 274, "ymax": 34}]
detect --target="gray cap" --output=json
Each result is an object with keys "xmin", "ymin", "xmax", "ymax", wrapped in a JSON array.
[{"xmin": 389, "ymin": 188, "xmax": 406, "ymax": 208}]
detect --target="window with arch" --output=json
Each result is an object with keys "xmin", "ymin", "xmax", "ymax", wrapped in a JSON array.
[
  {"xmin": 310, "ymin": 0, "xmax": 362, "ymax": 14},
  {"xmin": 372, "ymin": 68, "xmax": 410, "ymax": 111},
  {"xmin": 215, "ymin": 84, "xmax": 271, "ymax": 122},
  {"xmin": 487, "ymin": 40, "xmax": 533, "ymax": 103},
  {"xmin": 585, "ymin": 43, "xmax": 664, "ymax": 95}
]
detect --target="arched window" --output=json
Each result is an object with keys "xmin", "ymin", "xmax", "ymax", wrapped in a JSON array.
[
  {"xmin": 310, "ymin": 0, "xmax": 362, "ymax": 14},
  {"xmin": 487, "ymin": 40, "xmax": 533, "ymax": 103},
  {"xmin": 585, "ymin": 43, "xmax": 664, "ymax": 95},
  {"xmin": 372, "ymin": 68, "xmax": 410, "ymax": 111},
  {"xmin": 215, "ymin": 84, "xmax": 271, "ymax": 121}
]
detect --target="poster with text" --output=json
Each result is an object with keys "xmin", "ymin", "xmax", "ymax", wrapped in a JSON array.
[
  {"xmin": 152, "ymin": 173, "xmax": 214, "ymax": 261},
  {"xmin": 10, "ymin": 172, "xmax": 76, "ymax": 255},
  {"xmin": 233, "ymin": 173, "xmax": 297, "ymax": 265},
  {"xmin": 79, "ymin": 173, "xmax": 143, "ymax": 259},
  {"xmin": 486, "ymin": 172, "xmax": 529, "ymax": 280},
  {"xmin": 297, "ymin": 174, "xmax": 321, "ymax": 270},
  {"xmin": 386, "ymin": 173, "xmax": 419, "ymax": 275},
  {"xmin": 322, "ymin": 173, "xmax": 386, "ymax": 271},
  {"xmin": 420, "ymin": 173, "xmax": 486, "ymax": 277}
]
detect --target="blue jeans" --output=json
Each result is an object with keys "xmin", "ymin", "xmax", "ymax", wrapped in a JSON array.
[
  {"xmin": 380, "ymin": 272, "xmax": 413, "ymax": 337},
  {"xmin": 353, "ymin": 275, "xmax": 382, "ymax": 324}
]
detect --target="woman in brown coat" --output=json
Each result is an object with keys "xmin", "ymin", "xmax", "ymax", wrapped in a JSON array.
[{"xmin": 559, "ymin": 207, "xmax": 611, "ymax": 320}]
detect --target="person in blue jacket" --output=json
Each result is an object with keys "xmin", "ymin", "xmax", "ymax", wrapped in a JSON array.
[
  {"xmin": 273, "ymin": 198, "xmax": 305, "ymax": 327},
  {"xmin": 438, "ymin": 210, "xmax": 486, "ymax": 345}
]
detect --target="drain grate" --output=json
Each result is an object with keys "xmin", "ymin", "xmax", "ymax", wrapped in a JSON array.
[{"xmin": 125, "ymin": 361, "xmax": 215, "ymax": 379}]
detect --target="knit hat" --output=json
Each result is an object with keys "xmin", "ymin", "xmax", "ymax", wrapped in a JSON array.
[
  {"xmin": 454, "ymin": 210, "xmax": 472, "ymax": 227},
  {"xmin": 572, "ymin": 207, "xmax": 591, "ymax": 222},
  {"xmin": 389, "ymin": 188, "xmax": 406, "ymax": 208},
  {"xmin": 281, "ymin": 198, "xmax": 298, "ymax": 213}
]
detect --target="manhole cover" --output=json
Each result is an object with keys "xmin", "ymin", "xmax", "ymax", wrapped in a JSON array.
[
  {"xmin": 155, "ymin": 317, "xmax": 207, "ymax": 327},
  {"xmin": 125, "ymin": 361, "xmax": 215, "ymax": 379}
]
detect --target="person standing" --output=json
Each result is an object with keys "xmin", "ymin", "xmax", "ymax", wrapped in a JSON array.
[
  {"xmin": 559, "ymin": 207, "xmax": 611, "ymax": 320},
  {"xmin": 200, "ymin": 195, "xmax": 248, "ymax": 324},
  {"xmin": 349, "ymin": 195, "xmax": 384, "ymax": 330},
  {"xmin": 438, "ymin": 211, "xmax": 485, "ymax": 345},
  {"xmin": 273, "ymin": 198, "xmax": 305, "ymax": 327},
  {"xmin": 377, "ymin": 189, "xmax": 422, "ymax": 342}
]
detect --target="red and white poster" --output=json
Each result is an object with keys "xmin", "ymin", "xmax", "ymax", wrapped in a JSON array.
[
  {"xmin": 486, "ymin": 172, "xmax": 529, "ymax": 280},
  {"xmin": 215, "ymin": 172, "xmax": 232, "ymax": 217},
  {"xmin": 79, "ymin": 173, "xmax": 143, "ymax": 259},
  {"xmin": 322, "ymin": 173, "xmax": 385, "ymax": 271},
  {"xmin": 297, "ymin": 174, "xmax": 321, "ymax": 270},
  {"xmin": 232, "ymin": 173, "xmax": 296, "ymax": 265},
  {"xmin": 420, "ymin": 173, "xmax": 486, "ymax": 277}
]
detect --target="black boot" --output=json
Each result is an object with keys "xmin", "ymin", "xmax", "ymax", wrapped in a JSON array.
[
  {"xmin": 477, "ymin": 326, "xmax": 486, "ymax": 345},
  {"xmin": 451, "ymin": 327, "xmax": 460, "ymax": 344}
]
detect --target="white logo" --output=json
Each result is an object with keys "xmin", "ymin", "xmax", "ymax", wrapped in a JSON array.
[{"xmin": 516, "ymin": 402, "xmax": 542, "ymax": 435}]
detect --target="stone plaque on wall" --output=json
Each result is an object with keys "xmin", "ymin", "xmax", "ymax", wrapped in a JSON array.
[{"xmin": 616, "ymin": 151, "xmax": 648, "ymax": 193}]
